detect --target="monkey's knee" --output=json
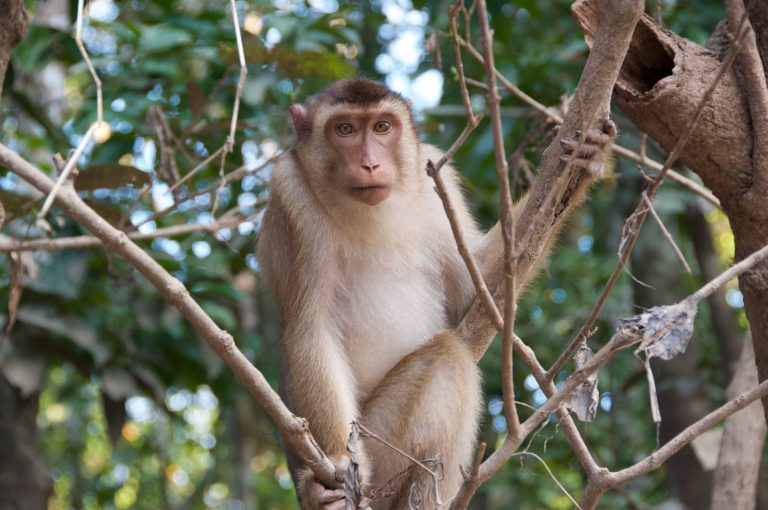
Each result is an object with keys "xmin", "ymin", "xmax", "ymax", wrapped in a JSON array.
[{"xmin": 362, "ymin": 333, "xmax": 482, "ymax": 507}]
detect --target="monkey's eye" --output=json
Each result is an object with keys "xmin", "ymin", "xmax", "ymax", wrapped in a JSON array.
[
  {"xmin": 335, "ymin": 123, "xmax": 355, "ymax": 136},
  {"xmin": 373, "ymin": 120, "xmax": 392, "ymax": 133}
]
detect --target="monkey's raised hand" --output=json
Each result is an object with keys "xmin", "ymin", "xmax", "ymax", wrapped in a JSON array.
[{"xmin": 558, "ymin": 118, "xmax": 617, "ymax": 177}]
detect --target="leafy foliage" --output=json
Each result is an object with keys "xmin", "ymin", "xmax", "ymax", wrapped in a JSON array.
[{"xmin": 0, "ymin": 0, "xmax": 736, "ymax": 509}]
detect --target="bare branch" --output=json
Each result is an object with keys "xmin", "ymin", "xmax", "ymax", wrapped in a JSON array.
[
  {"xmin": 0, "ymin": 206, "xmax": 262, "ymax": 253},
  {"xmin": 547, "ymin": 10, "xmax": 753, "ymax": 380},
  {"xmin": 426, "ymin": 158, "xmax": 502, "ymax": 332},
  {"xmin": 38, "ymin": 123, "xmax": 95, "ymax": 218},
  {"xmin": 690, "ymin": 241, "xmax": 768, "ymax": 304},
  {"xmin": 458, "ymin": 33, "xmax": 722, "ymax": 209},
  {"xmin": 0, "ymin": 143, "xmax": 339, "ymax": 489},
  {"xmin": 578, "ymin": 378, "xmax": 768, "ymax": 509},
  {"xmin": 477, "ymin": 0, "xmax": 521, "ymax": 436},
  {"xmin": 641, "ymin": 192, "xmax": 692, "ymax": 273}
]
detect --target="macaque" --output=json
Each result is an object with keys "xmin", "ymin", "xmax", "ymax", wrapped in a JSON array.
[{"xmin": 257, "ymin": 78, "xmax": 614, "ymax": 509}]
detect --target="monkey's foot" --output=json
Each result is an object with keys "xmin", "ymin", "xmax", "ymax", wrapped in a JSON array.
[
  {"xmin": 558, "ymin": 118, "xmax": 617, "ymax": 177},
  {"xmin": 306, "ymin": 455, "xmax": 364, "ymax": 510},
  {"xmin": 308, "ymin": 481, "xmax": 345, "ymax": 510}
]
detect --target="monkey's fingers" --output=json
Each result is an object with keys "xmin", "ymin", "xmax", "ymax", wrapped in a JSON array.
[
  {"xmin": 573, "ymin": 128, "xmax": 613, "ymax": 148},
  {"xmin": 309, "ymin": 481, "xmax": 345, "ymax": 505},
  {"xmin": 560, "ymin": 138, "xmax": 602, "ymax": 159},
  {"xmin": 600, "ymin": 118, "xmax": 618, "ymax": 138},
  {"xmin": 559, "ymin": 154, "xmax": 606, "ymax": 175}
]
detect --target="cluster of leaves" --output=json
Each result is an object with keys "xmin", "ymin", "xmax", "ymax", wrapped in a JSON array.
[{"xmin": 0, "ymin": 0, "xmax": 736, "ymax": 509}]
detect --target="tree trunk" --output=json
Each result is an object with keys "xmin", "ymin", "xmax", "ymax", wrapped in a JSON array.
[
  {"xmin": 0, "ymin": 374, "xmax": 52, "ymax": 510},
  {"xmin": 711, "ymin": 335, "xmax": 767, "ymax": 510},
  {"xmin": 624, "ymin": 173, "xmax": 712, "ymax": 510},
  {"xmin": 686, "ymin": 201, "xmax": 743, "ymax": 380},
  {"xmin": 0, "ymin": 0, "xmax": 29, "ymax": 101},
  {"xmin": 573, "ymin": 0, "xmax": 768, "ymax": 422},
  {"xmin": 0, "ymin": 2, "xmax": 53, "ymax": 508}
]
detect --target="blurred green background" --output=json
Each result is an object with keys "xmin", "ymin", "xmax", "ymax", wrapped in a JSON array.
[{"xmin": 0, "ymin": 1, "xmax": 745, "ymax": 509}]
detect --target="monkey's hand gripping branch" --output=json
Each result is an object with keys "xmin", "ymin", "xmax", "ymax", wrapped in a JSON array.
[
  {"xmin": 457, "ymin": 0, "xmax": 642, "ymax": 363},
  {"xmin": 0, "ymin": 143, "xmax": 340, "ymax": 490}
]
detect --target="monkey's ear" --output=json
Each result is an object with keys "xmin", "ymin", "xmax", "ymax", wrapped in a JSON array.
[{"xmin": 289, "ymin": 104, "xmax": 309, "ymax": 138}]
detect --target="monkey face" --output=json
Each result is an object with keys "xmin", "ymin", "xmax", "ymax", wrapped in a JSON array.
[
  {"xmin": 321, "ymin": 109, "xmax": 403, "ymax": 206},
  {"xmin": 288, "ymin": 79, "xmax": 419, "ymax": 210}
]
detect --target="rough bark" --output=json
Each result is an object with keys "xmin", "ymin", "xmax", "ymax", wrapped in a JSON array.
[
  {"xmin": 0, "ymin": 0, "xmax": 29, "ymax": 101},
  {"xmin": 0, "ymin": 374, "xmax": 52, "ymax": 510},
  {"xmin": 711, "ymin": 336, "xmax": 767, "ymax": 510},
  {"xmin": 574, "ymin": 0, "xmax": 768, "ymax": 422},
  {"xmin": 0, "ymin": 2, "xmax": 52, "ymax": 508}
]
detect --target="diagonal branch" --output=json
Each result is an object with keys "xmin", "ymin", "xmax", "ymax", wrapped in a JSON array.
[
  {"xmin": 0, "ymin": 143, "xmax": 339, "ymax": 489},
  {"xmin": 457, "ymin": 0, "xmax": 644, "ymax": 361}
]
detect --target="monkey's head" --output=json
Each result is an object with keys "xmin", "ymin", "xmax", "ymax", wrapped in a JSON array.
[{"xmin": 289, "ymin": 78, "xmax": 419, "ymax": 207}]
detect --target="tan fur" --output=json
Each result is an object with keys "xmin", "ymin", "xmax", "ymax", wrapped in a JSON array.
[{"xmin": 258, "ymin": 79, "xmax": 613, "ymax": 509}]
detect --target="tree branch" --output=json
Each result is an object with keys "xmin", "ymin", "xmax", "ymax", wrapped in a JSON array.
[
  {"xmin": 457, "ymin": 0, "xmax": 645, "ymax": 361},
  {"xmin": 0, "ymin": 143, "xmax": 339, "ymax": 489}
]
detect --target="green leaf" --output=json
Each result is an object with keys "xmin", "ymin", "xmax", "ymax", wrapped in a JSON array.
[
  {"xmin": 15, "ymin": 306, "xmax": 111, "ymax": 364},
  {"xmin": 12, "ymin": 26, "xmax": 65, "ymax": 74},
  {"xmin": 199, "ymin": 300, "xmax": 237, "ymax": 332},
  {"xmin": 138, "ymin": 24, "xmax": 193, "ymax": 53},
  {"xmin": 0, "ymin": 190, "xmax": 35, "ymax": 216},
  {"xmin": 83, "ymin": 200, "xmax": 124, "ymax": 226},
  {"xmin": 23, "ymin": 249, "xmax": 90, "ymax": 299},
  {"xmin": 75, "ymin": 164, "xmax": 150, "ymax": 191}
]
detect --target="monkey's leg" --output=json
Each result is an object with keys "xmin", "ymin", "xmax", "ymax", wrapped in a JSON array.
[{"xmin": 360, "ymin": 332, "xmax": 482, "ymax": 510}]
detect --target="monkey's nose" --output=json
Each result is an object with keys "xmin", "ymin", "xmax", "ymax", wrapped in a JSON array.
[{"xmin": 362, "ymin": 164, "xmax": 380, "ymax": 172}]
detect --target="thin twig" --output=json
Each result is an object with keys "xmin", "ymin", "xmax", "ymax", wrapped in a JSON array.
[
  {"xmin": 546, "ymin": 9, "xmax": 752, "ymax": 381},
  {"xmin": 133, "ymin": 154, "xmax": 276, "ymax": 230},
  {"xmin": 39, "ymin": 124, "xmax": 95, "ymax": 218},
  {"xmin": 356, "ymin": 422, "xmax": 443, "ymax": 506},
  {"xmin": 509, "ymin": 451, "xmax": 584, "ymax": 510},
  {"xmin": 449, "ymin": 2, "xmax": 478, "ymax": 126},
  {"xmin": 0, "ymin": 142, "xmax": 339, "ymax": 489},
  {"xmin": 168, "ymin": 145, "xmax": 227, "ymax": 194},
  {"xmin": 578, "ymin": 377, "xmax": 768, "ymax": 509},
  {"xmin": 641, "ymin": 192, "xmax": 692, "ymax": 273},
  {"xmin": 75, "ymin": 0, "xmax": 103, "ymax": 125},
  {"xmin": 690, "ymin": 241, "xmax": 768, "ymax": 304},
  {"xmin": 477, "ymin": 0, "xmax": 521, "ymax": 437},
  {"xmin": 612, "ymin": 145, "xmax": 720, "ymax": 208},
  {"xmin": 0, "ymin": 206, "xmax": 263, "ymax": 253},
  {"xmin": 457, "ymin": 34, "xmax": 721, "ymax": 209},
  {"xmin": 227, "ymin": 0, "xmax": 248, "ymax": 151},
  {"xmin": 427, "ymin": 159, "xmax": 502, "ymax": 331}
]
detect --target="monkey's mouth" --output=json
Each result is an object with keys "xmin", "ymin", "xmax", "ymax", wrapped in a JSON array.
[
  {"xmin": 349, "ymin": 184, "xmax": 392, "ymax": 206},
  {"xmin": 352, "ymin": 185, "xmax": 389, "ymax": 192}
]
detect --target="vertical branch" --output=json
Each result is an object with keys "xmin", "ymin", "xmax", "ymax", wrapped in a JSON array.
[
  {"xmin": 725, "ymin": 0, "xmax": 768, "ymax": 198},
  {"xmin": 227, "ymin": 0, "xmax": 248, "ymax": 151},
  {"xmin": 477, "ymin": 0, "xmax": 521, "ymax": 436},
  {"xmin": 39, "ymin": 0, "xmax": 106, "ymax": 219},
  {"xmin": 75, "ymin": 0, "xmax": 103, "ymax": 125},
  {"xmin": 449, "ymin": 2, "xmax": 480, "ymax": 127},
  {"xmin": 547, "ymin": 8, "xmax": 753, "ymax": 379}
]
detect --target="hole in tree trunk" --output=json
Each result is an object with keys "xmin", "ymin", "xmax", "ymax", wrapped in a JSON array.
[{"xmin": 621, "ymin": 21, "xmax": 676, "ymax": 95}]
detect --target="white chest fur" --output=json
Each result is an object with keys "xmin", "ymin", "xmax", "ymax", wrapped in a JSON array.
[{"xmin": 335, "ymin": 248, "xmax": 447, "ymax": 399}]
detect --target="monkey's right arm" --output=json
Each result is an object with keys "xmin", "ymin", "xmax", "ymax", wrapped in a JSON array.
[
  {"xmin": 475, "ymin": 122, "xmax": 615, "ymax": 283},
  {"xmin": 258, "ymin": 181, "xmax": 360, "ymax": 508}
]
